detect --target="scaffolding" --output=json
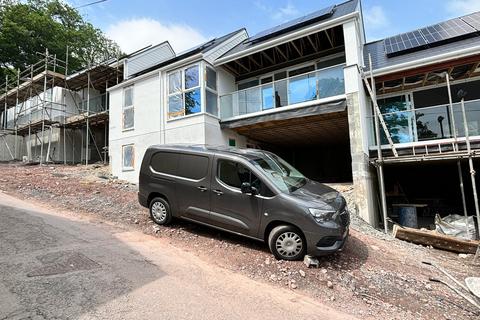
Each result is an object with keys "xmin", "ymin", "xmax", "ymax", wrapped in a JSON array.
[
  {"xmin": 363, "ymin": 54, "xmax": 480, "ymax": 241},
  {"xmin": 0, "ymin": 48, "xmax": 122, "ymax": 165}
]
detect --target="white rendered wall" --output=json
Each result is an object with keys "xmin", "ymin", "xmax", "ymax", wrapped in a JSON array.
[{"xmin": 109, "ymin": 73, "xmax": 162, "ymax": 183}]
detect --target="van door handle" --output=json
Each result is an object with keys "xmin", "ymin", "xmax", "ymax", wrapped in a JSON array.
[
  {"xmin": 197, "ymin": 186, "xmax": 208, "ymax": 192},
  {"xmin": 212, "ymin": 189, "xmax": 223, "ymax": 196}
]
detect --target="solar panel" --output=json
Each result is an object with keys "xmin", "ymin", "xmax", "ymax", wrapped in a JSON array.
[
  {"xmin": 419, "ymin": 18, "xmax": 475, "ymax": 43},
  {"xmin": 461, "ymin": 11, "xmax": 480, "ymax": 31},
  {"xmin": 384, "ymin": 15, "xmax": 480, "ymax": 56},
  {"xmin": 248, "ymin": 5, "xmax": 335, "ymax": 43},
  {"xmin": 384, "ymin": 30, "xmax": 427, "ymax": 56}
]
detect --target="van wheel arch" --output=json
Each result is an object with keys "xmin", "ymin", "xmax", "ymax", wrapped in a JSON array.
[
  {"xmin": 264, "ymin": 221, "xmax": 305, "ymax": 243},
  {"xmin": 147, "ymin": 192, "xmax": 169, "ymax": 206}
]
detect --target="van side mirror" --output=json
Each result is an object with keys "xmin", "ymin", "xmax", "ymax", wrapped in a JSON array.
[{"xmin": 241, "ymin": 182, "xmax": 258, "ymax": 195}]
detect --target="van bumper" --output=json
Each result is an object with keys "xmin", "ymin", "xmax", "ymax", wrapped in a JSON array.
[
  {"xmin": 304, "ymin": 227, "xmax": 349, "ymax": 257},
  {"xmin": 138, "ymin": 192, "xmax": 148, "ymax": 208}
]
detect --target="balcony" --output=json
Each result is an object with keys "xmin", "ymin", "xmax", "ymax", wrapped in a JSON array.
[
  {"xmin": 219, "ymin": 65, "xmax": 345, "ymax": 120},
  {"xmin": 369, "ymin": 99, "xmax": 480, "ymax": 147}
]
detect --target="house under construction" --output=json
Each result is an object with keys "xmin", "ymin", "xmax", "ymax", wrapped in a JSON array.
[{"xmin": 0, "ymin": 49, "xmax": 122, "ymax": 164}]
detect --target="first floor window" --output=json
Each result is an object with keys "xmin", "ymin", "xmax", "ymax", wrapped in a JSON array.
[
  {"xmin": 168, "ymin": 64, "xmax": 202, "ymax": 119},
  {"xmin": 122, "ymin": 144, "xmax": 134, "ymax": 170},
  {"xmin": 123, "ymin": 86, "xmax": 134, "ymax": 130}
]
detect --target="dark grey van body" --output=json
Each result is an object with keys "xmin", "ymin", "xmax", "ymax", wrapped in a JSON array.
[{"xmin": 138, "ymin": 145, "xmax": 349, "ymax": 257}]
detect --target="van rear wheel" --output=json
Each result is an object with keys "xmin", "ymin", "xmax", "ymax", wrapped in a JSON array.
[
  {"xmin": 268, "ymin": 225, "xmax": 306, "ymax": 261},
  {"xmin": 149, "ymin": 197, "xmax": 172, "ymax": 225}
]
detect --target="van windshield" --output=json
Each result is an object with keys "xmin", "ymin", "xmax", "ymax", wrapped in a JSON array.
[{"xmin": 250, "ymin": 153, "xmax": 306, "ymax": 193}]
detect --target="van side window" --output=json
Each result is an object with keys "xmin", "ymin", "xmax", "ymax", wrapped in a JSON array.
[
  {"xmin": 150, "ymin": 152, "xmax": 179, "ymax": 175},
  {"xmin": 217, "ymin": 159, "xmax": 273, "ymax": 196},
  {"xmin": 177, "ymin": 154, "xmax": 209, "ymax": 180}
]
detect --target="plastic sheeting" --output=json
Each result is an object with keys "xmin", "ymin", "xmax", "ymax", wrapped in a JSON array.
[{"xmin": 435, "ymin": 214, "xmax": 477, "ymax": 240}]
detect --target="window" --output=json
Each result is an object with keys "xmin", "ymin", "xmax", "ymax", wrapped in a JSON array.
[
  {"xmin": 168, "ymin": 64, "xmax": 202, "ymax": 119},
  {"xmin": 122, "ymin": 145, "xmax": 134, "ymax": 170},
  {"xmin": 123, "ymin": 86, "xmax": 134, "ymax": 130},
  {"xmin": 217, "ymin": 159, "xmax": 272, "ymax": 196},
  {"xmin": 177, "ymin": 154, "xmax": 209, "ymax": 180},
  {"xmin": 217, "ymin": 160, "xmax": 253, "ymax": 189},
  {"xmin": 151, "ymin": 152, "xmax": 179, "ymax": 175},
  {"xmin": 251, "ymin": 153, "xmax": 306, "ymax": 193},
  {"xmin": 150, "ymin": 152, "xmax": 209, "ymax": 180},
  {"xmin": 205, "ymin": 66, "xmax": 218, "ymax": 116},
  {"xmin": 228, "ymin": 138, "xmax": 236, "ymax": 147}
]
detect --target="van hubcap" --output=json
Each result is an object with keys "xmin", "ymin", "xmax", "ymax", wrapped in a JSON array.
[
  {"xmin": 151, "ymin": 201, "xmax": 167, "ymax": 222},
  {"xmin": 276, "ymin": 232, "xmax": 303, "ymax": 257}
]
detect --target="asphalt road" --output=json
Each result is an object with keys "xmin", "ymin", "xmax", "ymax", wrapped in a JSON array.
[{"xmin": 0, "ymin": 192, "xmax": 354, "ymax": 320}]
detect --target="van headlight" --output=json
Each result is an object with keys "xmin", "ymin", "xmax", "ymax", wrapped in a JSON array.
[{"xmin": 309, "ymin": 208, "xmax": 335, "ymax": 222}]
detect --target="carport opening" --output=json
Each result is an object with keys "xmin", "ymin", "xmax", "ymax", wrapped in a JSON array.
[
  {"xmin": 233, "ymin": 108, "xmax": 352, "ymax": 183},
  {"xmin": 383, "ymin": 160, "xmax": 480, "ymax": 228}
]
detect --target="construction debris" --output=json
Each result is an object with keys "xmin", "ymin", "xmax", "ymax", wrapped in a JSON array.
[
  {"xmin": 303, "ymin": 255, "xmax": 319, "ymax": 268},
  {"xmin": 393, "ymin": 224, "xmax": 480, "ymax": 254},
  {"xmin": 0, "ymin": 163, "xmax": 479, "ymax": 320}
]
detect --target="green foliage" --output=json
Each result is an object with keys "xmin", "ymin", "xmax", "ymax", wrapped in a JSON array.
[{"xmin": 0, "ymin": 0, "xmax": 122, "ymax": 80}]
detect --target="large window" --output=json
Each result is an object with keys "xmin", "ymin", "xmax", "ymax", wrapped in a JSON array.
[
  {"xmin": 168, "ymin": 64, "xmax": 201, "ymax": 119},
  {"xmin": 123, "ymin": 86, "xmax": 134, "ymax": 130},
  {"xmin": 122, "ymin": 144, "xmax": 134, "ymax": 171},
  {"xmin": 167, "ymin": 63, "xmax": 218, "ymax": 119}
]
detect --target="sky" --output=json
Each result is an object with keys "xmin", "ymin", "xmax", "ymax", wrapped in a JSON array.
[{"xmin": 70, "ymin": 0, "xmax": 480, "ymax": 54}]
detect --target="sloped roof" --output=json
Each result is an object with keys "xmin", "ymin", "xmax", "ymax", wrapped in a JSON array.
[{"xmin": 219, "ymin": 0, "xmax": 358, "ymax": 60}]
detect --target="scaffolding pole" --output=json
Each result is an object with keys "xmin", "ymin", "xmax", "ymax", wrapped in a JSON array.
[
  {"xmin": 368, "ymin": 55, "xmax": 389, "ymax": 233},
  {"xmin": 460, "ymin": 95, "xmax": 480, "ymax": 239},
  {"xmin": 86, "ymin": 70, "xmax": 90, "ymax": 166},
  {"xmin": 40, "ymin": 49, "xmax": 48, "ymax": 165},
  {"xmin": 14, "ymin": 69, "xmax": 20, "ymax": 160}
]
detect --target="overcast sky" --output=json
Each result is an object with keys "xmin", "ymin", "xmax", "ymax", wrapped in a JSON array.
[{"xmin": 70, "ymin": 0, "xmax": 480, "ymax": 54}]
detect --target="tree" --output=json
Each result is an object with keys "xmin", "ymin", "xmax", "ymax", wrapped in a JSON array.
[{"xmin": 0, "ymin": 0, "xmax": 122, "ymax": 81}]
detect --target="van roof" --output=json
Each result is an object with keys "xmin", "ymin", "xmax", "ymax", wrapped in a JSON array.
[{"xmin": 148, "ymin": 144, "xmax": 272, "ymax": 161}]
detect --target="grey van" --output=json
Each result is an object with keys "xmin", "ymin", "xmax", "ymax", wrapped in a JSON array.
[{"xmin": 138, "ymin": 145, "xmax": 349, "ymax": 261}]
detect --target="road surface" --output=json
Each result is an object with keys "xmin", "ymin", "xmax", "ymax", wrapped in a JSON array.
[{"xmin": 0, "ymin": 192, "xmax": 354, "ymax": 320}]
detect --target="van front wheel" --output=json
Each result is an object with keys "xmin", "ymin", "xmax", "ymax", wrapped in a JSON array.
[
  {"xmin": 268, "ymin": 225, "xmax": 306, "ymax": 261},
  {"xmin": 149, "ymin": 197, "xmax": 172, "ymax": 225}
]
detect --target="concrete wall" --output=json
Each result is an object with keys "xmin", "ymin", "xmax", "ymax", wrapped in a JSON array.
[{"xmin": 343, "ymin": 19, "xmax": 378, "ymax": 226}]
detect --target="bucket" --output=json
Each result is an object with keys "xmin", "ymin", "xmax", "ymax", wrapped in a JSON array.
[{"xmin": 398, "ymin": 206, "xmax": 418, "ymax": 228}]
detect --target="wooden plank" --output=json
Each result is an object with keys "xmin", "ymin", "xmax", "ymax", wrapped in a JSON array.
[{"xmin": 393, "ymin": 224, "xmax": 480, "ymax": 254}]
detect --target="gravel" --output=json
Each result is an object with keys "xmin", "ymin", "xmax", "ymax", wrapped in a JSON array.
[{"xmin": 0, "ymin": 163, "xmax": 478, "ymax": 320}]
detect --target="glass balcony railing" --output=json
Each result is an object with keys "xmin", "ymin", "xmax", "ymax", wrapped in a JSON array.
[
  {"xmin": 219, "ymin": 64, "xmax": 345, "ymax": 120},
  {"xmin": 368, "ymin": 99, "xmax": 480, "ymax": 146}
]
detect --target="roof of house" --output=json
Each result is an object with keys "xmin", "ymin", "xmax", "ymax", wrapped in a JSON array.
[
  {"xmin": 129, "ymin": 28, "xmax": 246, "ymax": 78},
  {"xmin": 364, "ymin": 12, "xmax": 480, "ymax": 73},
  {"xmin": 218, "ymin": 0, "xmax": 358, "ymax": 60},
  {"xmin": 364, "ymin": 37, "xmax": 480, "ymax": 72}
]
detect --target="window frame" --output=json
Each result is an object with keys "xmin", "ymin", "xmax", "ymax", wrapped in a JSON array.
[
  {"xmin": 205, "ymin": 64, "xmax": 218, "ymax": 117},
  {"xmin": 122, "ymin": 144, "xmax": 135, "ymax": 171},
  {"xmin": 167, "ymin": 63, "xmax": 202, "ymax": 120},
  {"xmin": 122, "ymin": 85, "xmax": 134, "ymax": 131}
]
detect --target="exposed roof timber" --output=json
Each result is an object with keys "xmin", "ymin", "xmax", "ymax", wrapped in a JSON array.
[
  {"xmin": 275, "ymin": 46, "xmax": 288, "ymax": 61},
  {"xmin": 261, "ymin": 51, "xmax": 275, "ymax": 65},
  {"xmin": 325, "ymin": 29, "xmax": 334, "ymax": 47},
  {"xmin": 248, "ymin": 55, "xmax": 262, "ymax": 68},
  {"xmin": 467, "ymin": 62, "xmax": 480, "ymax": 77},
  {"xmin": 306, "ymin": 35, "xmax": 318, "ymax": 51},
  {"xmin": 290, "ymin": 40, "xmax": 302, "ymax": 56},
  {"xmin": 215, "ymin": 11, "xmax": 358, "ymax": 65},
  {"xmin": 234, "ymin": 59, "xmax": 250, "ymax": 72},
  {"xmin": 375, "ymin": 54, "xmax": 480, "ymax": 83}
]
